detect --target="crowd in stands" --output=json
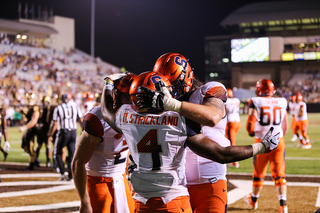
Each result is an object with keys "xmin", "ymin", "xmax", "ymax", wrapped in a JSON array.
[
  {"xmin": 0, "ymin": 43, "xmax": 121, "ymax": 125},
  {"xmin": 277, "ymin": 70, "xmax": 320, "ymax": 103}
]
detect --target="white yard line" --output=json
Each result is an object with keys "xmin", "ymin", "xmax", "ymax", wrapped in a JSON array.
[
  {"xmin": 227, "ymin": 179, "xmax": 320, "ymax": 207},
  {"xmin": 286, "ymin": 157, "xmax": 320, "ymax": 160},
  {"xmin": 0, "ymin": 201, "xmax": 80, "ymax": 212},
  {"xmin": 0, "ymin": 181, "xmax": 72, "ymax": 186},
  {"xmin": 1, "ymin": 173, "xmax": 60, "ymax": 178},
  {"xmin": 0, "ymin": 184, "xmax": 75, "ymax": 198}
]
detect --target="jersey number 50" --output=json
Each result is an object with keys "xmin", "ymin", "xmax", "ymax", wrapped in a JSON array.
[{"xmin": 260, "ymin": 106, "xmax": 282, "ymax": 126}]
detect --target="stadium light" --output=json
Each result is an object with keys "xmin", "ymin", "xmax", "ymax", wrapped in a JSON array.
[{"xmin": 222, "ymin": 58, "xmax": 229, "ymax": 63}]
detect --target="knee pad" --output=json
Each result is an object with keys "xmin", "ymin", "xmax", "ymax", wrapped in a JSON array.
[
  {"xmin": 274, "ymin": 176, "xmax": 287, "ymax": 187},
  {"xmin": 253, "ymin": 176, "xmax": 264, "ymax": 188}
]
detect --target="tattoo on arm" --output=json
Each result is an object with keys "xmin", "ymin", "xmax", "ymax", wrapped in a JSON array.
[{"xmin": 204, "ymin": 98, "xmax": 225, "ymax": 115}]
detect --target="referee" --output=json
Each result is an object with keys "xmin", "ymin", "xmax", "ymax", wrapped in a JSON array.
[{"xmin": 48, "ymin": 93, "xmax": 83, "ymax": 181}]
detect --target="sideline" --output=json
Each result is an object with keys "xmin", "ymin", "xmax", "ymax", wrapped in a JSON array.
[
  {"xmin": 227, "ymin": 179, "xmax": 320, "ymax": 207},
  {"xmin": 0, "ymin": 201, "xmax": 80, "ymax": 212}
]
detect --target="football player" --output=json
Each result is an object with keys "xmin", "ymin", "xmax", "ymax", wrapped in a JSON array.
[
  {"xmin": 225, "ymin": 88, "xmax": 241, "ymax": 168},
  {"xmin": 101, "ymin": 71, "xmax": 280, "ymax": 213},
  {"xmin": 72, "ymin": 74, "xmax": 136, "ymax": 213},
  {"xmin": 34, "ymin": 96, "xmax": 51, "ymax": 167},
  {"xmin": 150, "ymin": 52, "xmax": 232, "ymax": 212},
  {"xmin": 288, "ymin": 95, "xmax": 298, "ymax": 141},
  {"xmin": 294, "ymin": 93, "xmax": 311, "ymax": 148},
  {"xmin": 245, "ymin": 79, "xmax": 289, "ymax": 213},
  {"xmin": 0, "ymin": 106, "xmax": 10, "ymax": 161},
  {"xmin": 19, "ymin": 92, "xmax": 41, "ymax": 170}
]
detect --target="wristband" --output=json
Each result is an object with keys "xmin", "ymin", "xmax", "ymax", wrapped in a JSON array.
[
  {"xmin": 164, "ymin": 98, "xmax": 182, "ymax": 113},
  {"xmin": 251, "ymin": 143, "xmax": 266, "ymax": 156},
  {"xmin": 104, "ymin": 78, "xmax": 114, "ymax": 90}
]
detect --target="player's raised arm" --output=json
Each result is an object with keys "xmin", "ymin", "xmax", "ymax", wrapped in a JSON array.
[{"xmin": 101, "ymin": 73, "xmax": 136, "ymax": 133}]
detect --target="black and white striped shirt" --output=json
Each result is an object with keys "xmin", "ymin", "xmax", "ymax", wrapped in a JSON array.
[{"xmin": 52, "ymin": 102, "xmax": 83, "ymax": 131}]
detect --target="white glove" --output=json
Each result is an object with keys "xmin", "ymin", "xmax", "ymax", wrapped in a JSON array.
[
  {"xmin": 252, "ymin": 127, "xmax": 280, "ymax": 155},
  {"xmin": 19, "ymin": 125, "xmax": 28, "ymax": 132},
  {"xmin": 104, "ymin": 73, "xmax": 126, "ymax": 81},
  {"xmin": 3, "ymin": 141, "xmax": 10, "ymax": 152},
  {"xmin": 160, "ymin": 83, "xmax": 182, "ymax": 112}
]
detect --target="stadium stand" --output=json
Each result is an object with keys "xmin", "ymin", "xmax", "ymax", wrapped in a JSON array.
[{"xmin": 0, "ymin": 43, "xmax": 121, "ymax": 115}]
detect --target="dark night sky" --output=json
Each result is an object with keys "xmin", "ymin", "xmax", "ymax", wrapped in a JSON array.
[{"xmin": 1, "ymin": 0, "xmax": 287, "ymax": 80}]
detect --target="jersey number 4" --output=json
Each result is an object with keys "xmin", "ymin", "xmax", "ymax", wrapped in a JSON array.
[
  {"xmin": 137, "ymin": 129, "xmax": 162, "ymax": 170},
  {"xmin": 260, "ymin": 106, "xmax": 282, "ymax": 126}
]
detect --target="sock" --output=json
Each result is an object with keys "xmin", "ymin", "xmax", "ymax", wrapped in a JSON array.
[
  {"xmin": 251, "ymin": 193, "xmax": 259, "ymax": 202},
  {"xmin": 278, "ymin": 194, "xmax": 287, "ymax": 206}
]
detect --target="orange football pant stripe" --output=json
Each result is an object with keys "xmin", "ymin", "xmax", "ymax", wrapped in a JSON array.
[
  {"xmin": 225, "ymin": 121, "xmax": 241, "ymax": 146},
  {"xmin": 188, "ymin": 180, "xmax": 227, "ymax": 213},
  {"xmin": 134, "ymin": 196, "xmax": 192, "ymax": 213},
  {"xmin": 87, "ymin": 174, "xmax": 135, "ymax": 213}
]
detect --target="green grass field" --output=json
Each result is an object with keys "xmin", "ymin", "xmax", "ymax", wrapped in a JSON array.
[{"xmin": 2, "ymin": 113, "xmax": 320, "ymax": 175}]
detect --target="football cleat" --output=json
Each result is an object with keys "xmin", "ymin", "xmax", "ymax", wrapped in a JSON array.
[
  {"xmin": 227, "ymin": 162, "xmax": 239, "ymax": 168},
  {"xmin": 302, "ymin": 143, "xmax": 312, "ymax": 149},
  {"xmin": 278, "ymin": 205, "xmax": 288, "ymax": 213},
  {"xmin": 244, "ymin": 194, "xmax": 258, "ymax": 210}
]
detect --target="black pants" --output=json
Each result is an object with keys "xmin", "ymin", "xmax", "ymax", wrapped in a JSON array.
[
  {"xmin": 54, "ymin": 129, "xmax": 76, "ymax": 179},
  {"xmin": 21, "ymin": 127, "xmax": 37, "ymax": 155}
]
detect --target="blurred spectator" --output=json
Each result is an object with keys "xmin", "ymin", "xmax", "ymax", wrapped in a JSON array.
[{"xmin": 5, "ymin": 106, "xmax": 15, "ymax": 127}]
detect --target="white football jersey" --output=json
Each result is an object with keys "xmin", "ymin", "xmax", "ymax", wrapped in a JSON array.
[
  {"xmin": 250, "ymin": 97, "xmax": 287, "ymax": 139},
  {"xmin": 288, "ymin": 101, "xmax": 297, "ymax": 116},
  {"xmin": 185, "ymin": 81, "xmax": 230, "ymax": 185},
  {"xmin": 85, "ymin": 106, "xmax": 129, "ymax": 177},
  {"xmin": 226, "ymin": 97, "xmax": 241, "ymax": 122},
  {"xmin": 295, "ymin": 101, "xmax": 308, "ymax": 121},
  {"xmin": 115, "ymin": 104, "xmax": 189, "ymax": 204}
]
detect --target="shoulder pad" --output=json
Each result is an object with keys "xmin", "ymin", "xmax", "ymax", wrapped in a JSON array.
[
  {"xmin": 83, "ymin": 113, "xmax": 104, "ymax": 137},
  {"xmin": 204, "ymin": 86, "xmax": 227, "ymax": 102}
]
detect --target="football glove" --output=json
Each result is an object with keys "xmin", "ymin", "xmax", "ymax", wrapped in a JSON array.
[
  {"xmin": 252, "ymin": 127, "xmax": 280, "ymax": 155},
  {"xmin": 19, "ymin": 125, "xmax": 27, "ymax": 133},
  {"xmin": 127, "ymin": 154, "xmax": 137, "ymax": 180},
  {"xmin": 3, "ymin": 141, "xmax": 10, "ymax": 152},
  {"xmin": 138, "ymin": 81, "xmax": 182, "ymax": 112}
]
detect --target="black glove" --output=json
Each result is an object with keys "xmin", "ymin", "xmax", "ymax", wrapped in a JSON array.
[
  {"xmin": 136, "ymin": 81, "xmax": 166, "ymax": 111},
  {"xmin": 127, "ymin": 154, "xmax": 137, "ymax": 177}
]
